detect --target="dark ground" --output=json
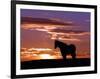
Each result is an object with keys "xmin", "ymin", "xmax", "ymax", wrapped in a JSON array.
[{"xmin": 21, "ymin": 58, "xmax": 90, "ymax": 70}]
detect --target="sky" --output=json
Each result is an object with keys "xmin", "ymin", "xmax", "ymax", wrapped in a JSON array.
[{"xmin": 20, "ymin": 9, "xmax": 90, "ymax": 62}]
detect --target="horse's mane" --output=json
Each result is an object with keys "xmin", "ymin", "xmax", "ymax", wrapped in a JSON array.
[{"xmin": 55, "ymin": 40, "xmax": 67, "ymax": 46}]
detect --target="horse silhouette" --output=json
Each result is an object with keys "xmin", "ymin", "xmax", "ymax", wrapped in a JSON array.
[{"xmin": 55, "ymin": 40, "xmax": 76, "ymax": 60}]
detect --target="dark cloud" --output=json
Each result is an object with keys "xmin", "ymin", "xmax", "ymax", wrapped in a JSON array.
[{"xmin": 21, "ymin": 17, "xmax": 73, "ymax": 26}]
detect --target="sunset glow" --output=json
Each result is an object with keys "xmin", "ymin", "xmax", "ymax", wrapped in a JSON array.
[
  {"xmin": 39, "ymin": 54, "xmax": 55, "ymax": 59},
  {"xmin": 21, "ymin": 47, "xmax": 90, "ymax": 62}
]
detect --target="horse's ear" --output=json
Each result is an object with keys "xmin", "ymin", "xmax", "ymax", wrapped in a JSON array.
[
  {"xmin": 70, "ymin": 44, "xmax": 75, "ymax": 46},
  {"xmin": 54, "ymin": 40, "xmax": 57, "ymax": 49},
  {"xmin": 55, "ymin": 40, "xmax": 57, "ymax": 42}
]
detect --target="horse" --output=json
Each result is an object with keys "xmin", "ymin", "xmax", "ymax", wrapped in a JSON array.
[{"xmin": 54, "ymin": 40, "xmax": 76, "ymax": 60}]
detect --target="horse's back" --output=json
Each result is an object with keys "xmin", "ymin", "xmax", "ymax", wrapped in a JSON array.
[{"xmin": 69, "ymin": 44, "xmax": 76, "ymax": 52}]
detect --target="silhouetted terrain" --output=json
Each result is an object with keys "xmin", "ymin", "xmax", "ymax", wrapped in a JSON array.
[{"xmin": 21, "ymin": 58, "xmax": 90, "ymax": 69}]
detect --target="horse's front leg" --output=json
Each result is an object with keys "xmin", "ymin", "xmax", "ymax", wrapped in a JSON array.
[{"xmin": 62, "ymin": 53, "xmax": 67, "ymax": 61}]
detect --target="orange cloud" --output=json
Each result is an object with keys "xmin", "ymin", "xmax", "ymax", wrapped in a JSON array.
[
  {"xmin": 21, "ymin": 23, "xmax": 90, "ymax": 41},
  {"xmin": 47, "ymin": 29, "xmax": 90, "ymax": 41},
  {"xmin": 21, "ymin": 48, "xmax": 90, "ymax": 62},
  {"xmin": 22, "ymin": 24, "xmax": 90, "ymax": 42}
]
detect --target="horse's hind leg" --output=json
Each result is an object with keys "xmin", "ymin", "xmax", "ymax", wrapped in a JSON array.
[{"xmin": 71, "ymin": 52, "xmax": 76, "ymax": 59}]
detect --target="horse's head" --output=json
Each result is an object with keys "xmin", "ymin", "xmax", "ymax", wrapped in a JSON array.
[
  {"xmin": 55, "ymin": 40, "xmax": 58, "ymax": 49},
  {"xmin": 55, "ymin": 40, "xmax": 68, "ymax": 49},
  {"xmin": 55, "ymin": 40, "xmax": 61, "ymax": 49}
]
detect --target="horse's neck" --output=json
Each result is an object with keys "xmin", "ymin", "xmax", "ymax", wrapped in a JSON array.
[{"xmin": 59, "ymin": 43, "xmax": 65, "ymax": 49}]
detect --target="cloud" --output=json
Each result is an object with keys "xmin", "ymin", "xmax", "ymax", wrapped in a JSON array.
[
  {"xmin": 21, "ymin": 48, "xmax": 62, "ymax": 61},
  {"xmin": 22, "ymin": 23, "xmax": 90, "ymax": 41},
  {"xmin": 21, "ymin": 24, "xmax": 68, "ymax": 32},
  {"xmin": 21, "ymin": 47, "xmax": 90, "ymax": 62},
  {"xmin": 21, "ymin": 17, "xmax": 90, "ymax": 42},
  {"xmin": 49, "ymin": 32, "xmax": 80, "ymax": 41},
  {"xmin": 21, "ymin": 48, "xmax": 58, "ymax": 55},
  {"xmin": 49, "ymin": 29, "xmax": 90, "ymax": 36},
  {"xmin": 49, "ymin": 18, "xmax": 73, "ymax": 24},
  {"xmin": 21, "ymin": 17, "xmax": 74, "ymax": 31},
  {"xmin": 47, "ymin": 30, "xmax": 89, "ymax": 41},
  {"xmin": 21, "ymin": 17, "xmax": 73, "ymax": 26}
]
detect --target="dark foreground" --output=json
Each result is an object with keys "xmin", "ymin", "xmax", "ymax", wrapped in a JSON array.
[{"xmin": 21, "ymin": 58, "xmax": 90, "ymax": 70}]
